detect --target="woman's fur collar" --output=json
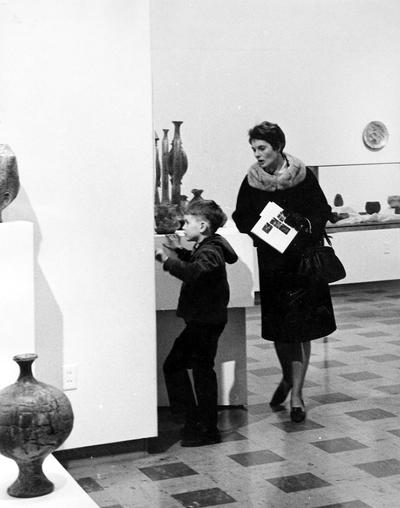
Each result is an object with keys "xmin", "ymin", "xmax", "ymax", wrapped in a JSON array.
[{"xmin": 247, "ymin": 153, "xmax": 306, "ymax": 192}]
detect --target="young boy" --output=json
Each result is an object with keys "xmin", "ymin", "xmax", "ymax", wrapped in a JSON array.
[{"xmin": 155, "ymin": 199, "xmax": 238, "ymax": 446}]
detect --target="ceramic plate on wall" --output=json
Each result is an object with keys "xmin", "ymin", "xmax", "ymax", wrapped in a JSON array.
[{"xmin": 362, "ymin": 121, "xmax": 389, "ymax": 151}]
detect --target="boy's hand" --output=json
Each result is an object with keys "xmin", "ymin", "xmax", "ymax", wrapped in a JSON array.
[
  {"xmin": 155, "ymin": 248, "xmax": 168, "ymax": 263},
  {"xmin": 163, "ymin": 234, "xmax": 181, "ymax": 251}
]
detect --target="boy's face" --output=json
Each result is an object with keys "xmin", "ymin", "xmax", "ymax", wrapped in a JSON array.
[{"xmin": 182, "ymin": 214, "xmax": 206, "ymax": 242}]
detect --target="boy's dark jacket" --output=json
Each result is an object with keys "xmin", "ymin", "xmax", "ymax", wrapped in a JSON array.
[{"xmin": 163, "ymin": 234, "xmax": 238, "ymax": 324}]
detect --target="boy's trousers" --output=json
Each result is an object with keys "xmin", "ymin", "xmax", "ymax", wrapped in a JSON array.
[{"xmin": 163, "ymin": 321, "xmax": 225, "ymax": 431}]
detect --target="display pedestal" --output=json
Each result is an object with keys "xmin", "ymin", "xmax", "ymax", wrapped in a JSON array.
[
  {"xmin": 155, "ymin": 228, "xmax": 254, "ymax": 406},
  {"xmin": 0, "ymin": 221, "xmax": 34, "ymax": 388},
  {"xmin": 0, "ymin": 455, "xmax": 98, "ymax": 506}
]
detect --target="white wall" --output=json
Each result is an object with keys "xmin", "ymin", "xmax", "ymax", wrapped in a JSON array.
[
  {"xmin": 0, "ymin": 0, "xmax": 157, "ymax": 448},
  {"xmin": 150, "ymin": 0, "xmax": 400, "ymax": 217}
]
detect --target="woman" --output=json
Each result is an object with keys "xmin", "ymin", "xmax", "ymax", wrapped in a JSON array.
[{"xmin": 232, "ymin": 121, "xmax": 336, "ymax": 422}]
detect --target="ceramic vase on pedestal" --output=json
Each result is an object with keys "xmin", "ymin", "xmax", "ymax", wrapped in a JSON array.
[
  {"xmin": 154, "ymin": 131, "xmax": 161, "ymax": 205},
  {"xmin": 189, "ymin": 188, "xmax": 204, "ymax": 205},
  {"xmin": 0, "ymin": 144, "xmax": 20, "ymax": 223},
  {"xmin": 168, "ymin": 121, "xmax": 188, "ymax": 206},
  {"xmin": 0, "ymin": 354, "xmax": 74, "ymax": 498}
]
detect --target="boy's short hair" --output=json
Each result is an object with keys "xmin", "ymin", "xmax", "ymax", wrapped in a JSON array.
[{"xmin": 186, "ymin": 199, "xmax": 227, "ymax": 234}]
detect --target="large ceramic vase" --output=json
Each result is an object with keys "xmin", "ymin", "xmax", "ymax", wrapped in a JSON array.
[
  {"xmin": 168, "ymin": 121, "xmax": 188, "ymax": 205},
  {"xmin": 0, "ymin": 354, "xmax": 74, "ymax": 498}
]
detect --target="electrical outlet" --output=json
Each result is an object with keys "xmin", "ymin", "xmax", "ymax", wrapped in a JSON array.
[
  {"xmin": 63, "ymin": 364, "xmax": 78, "ymax": 390},
  {"xmin": 383, "ymin": 242, "xmax": 390, "ymax": 254}
]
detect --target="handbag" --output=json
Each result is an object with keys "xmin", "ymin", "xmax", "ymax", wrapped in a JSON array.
[{"xmin": 298, "ymin": 232, "xmax": 346, "ymax": 283}]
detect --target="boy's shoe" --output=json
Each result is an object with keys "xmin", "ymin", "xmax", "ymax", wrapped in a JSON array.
[
  {"xmin": 180, "ymin": 428, "xmax": 221, "ymax": 447},
  {"xmin": 179, "ymin": 421, "xmax": 200, "ymax": 439}
]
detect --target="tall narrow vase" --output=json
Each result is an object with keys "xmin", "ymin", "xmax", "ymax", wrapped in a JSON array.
[
  {"xmin": 168, "ymin": 121, "xmax": 188, "ymax": 205},
  {"xmin": 0, "ymin": 354, "xmax": 74, "ymax": 498},
  {"xmin": 161, "ymin": 129, "xmax": 170, "ymax": 204},
  {"xmin": 154, "ymin": 131, "xmax": 161, "ymax": 205}
]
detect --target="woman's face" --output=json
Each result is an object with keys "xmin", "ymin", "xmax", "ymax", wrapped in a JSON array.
[{"xmin": 250, "ymin": 139, "xmax": 280, "ymax": 171}]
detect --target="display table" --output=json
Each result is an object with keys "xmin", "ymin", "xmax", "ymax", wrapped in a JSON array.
[
  {"xmin": 155, "ymin": 227, "xmax": 255, "ymax": 406},
  {"xmin": 0, "ymin": 455, "xmax": 98, "ymax": 506},
  {"xmin": 326, "ymin": 223, "xmax": 400, "ymax": 284}
]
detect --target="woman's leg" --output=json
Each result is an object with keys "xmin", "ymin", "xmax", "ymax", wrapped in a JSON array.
[
  {"xmin": 274, "ymin": 341, "xmax": 311, "ymax": 408},
  {"xmin": 290, "ymin": 341, "xmax": 311, "ymax": 408}
]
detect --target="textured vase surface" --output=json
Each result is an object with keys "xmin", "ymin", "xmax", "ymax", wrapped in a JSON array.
[
  {"xmin": 168, "ymin": 121, "xmax": 188, "ymax": 205},
  {"xmin": 0, "ymin": 353, "xmax": 74, "ymax": 498}
]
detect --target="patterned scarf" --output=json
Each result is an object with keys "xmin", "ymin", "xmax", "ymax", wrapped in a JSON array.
[{"xmin": 247, "ymin": 153, "xmax": 306, "ymax": 192}]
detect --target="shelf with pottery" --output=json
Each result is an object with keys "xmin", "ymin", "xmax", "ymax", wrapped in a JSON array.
[{"xmin": 155, "ymin": 225, "xmax": 255, "ymax": 407}]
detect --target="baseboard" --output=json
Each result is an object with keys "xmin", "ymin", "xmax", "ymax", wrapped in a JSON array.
[{"xmin": 54, "ymin": 438, "xmax": 147, "ymax": 468}]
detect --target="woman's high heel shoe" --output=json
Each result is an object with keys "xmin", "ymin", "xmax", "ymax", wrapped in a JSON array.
[
  {"xmin": 290, "ymin": 399, "xmax": 306, "ymax": 423},
  {"xmin": 269, "ymin": 380, "xmax": 292, "ymax": 407}
]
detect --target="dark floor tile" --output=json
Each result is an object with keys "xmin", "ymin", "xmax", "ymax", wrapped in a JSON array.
[
  {"xmin": 303, "ymin": 379, "xmax": 320, "ymax": 388},
  {"xmin": 103, "ymin": 505, "xmax": 124, "ymax": 508},
  {"xmin": 310, "ymin": 393, "xmax": 356, "ymax": 405},
  {"xmin": 253, "ymin": 342, "xmax": 274, "ymax": 349},
  {"xmin": 352, "ymin": 312, "xmax": 379, "ymax": 319},
  {"xmin": 355, "ymin": 458, "xmax": 400, "ymax": 478},
  {"xmin": 246, "ymin": 357, "xmax": 258, "ymax": 364},
  {"xmin": 366, "ymin": 354, "xmax": 400, "ymax": 362},
  {"xmin": 249, "ymin": 366, "xmax": 281, "ymax": 376},
  {"xmin": 310, "ymin": 437, "xmax": 367, "ymax": 453},
  {"xmin": 172, "ymin": 487, "xmax": 236, "ymax": 507},
  {"xmin": 334, "ymin": 345, "xmax": 370, "ymax": 352},
  {"xmin": 272, "ymin": 419, "xmax": 324, "ymax": 433},
  {"xmin": 220, "ymin": 430, "xmax": 248, "ymax": 443},
  {"xmin": 76, "ymin": 477, "xmax": 104, "ymax": 493},
  {"xmin": 387, "ymin": 339, "xmax": 400, "ymax": 345},
  {"xmin": 311, "ymin": 360, "xmax": 348, "ymax": 369},
  {"xmin": 347, "ymin": 298, "xmax": 373, "ymax": 303},
  {"xmin": 338, "ymin": 324, "xmax": 362, "ymax": 330},
  {"xmin": 267, "ymin": 472, "xmax": 331, "ymax": 493},
  {"xmin": 316, "ymin": 501, "xmax": 372, "ymax": 508},
  {"xmin": 228, "ymin": 449, "xmax": 285, "ymax": 467},
  {"xmin": 388, "ymin": 429, "xmax": 400, "ymax": 437},
  {"xmin": 387, "ymin": 428, "xmax": 400, "ymax": 438},
  {"xmin": 345, "ymin": 408, "xmax": 397, "ymax": 421},
  {"xmin": 374, "ymin": 384, "xmax": 400, "ymax": 394},
  {"xmin": 357, "ymin": 331, "xmax": 390, "ymax": 338},
  {"xmin": 340, "ymin": 371, "xmax": 382, "ymax": 382},
  {"xmin": 378, "ymin": 318, "xmax": 400, "ymax": 324},
  {"xmin": 139, "ymin": 462, "xmax": 198, "ymax": 481}
]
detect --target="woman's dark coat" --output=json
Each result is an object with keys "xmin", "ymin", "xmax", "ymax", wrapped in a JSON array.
[{"xmin": 232, "ymin": 168, "xmax": 336, "ymax": 342}]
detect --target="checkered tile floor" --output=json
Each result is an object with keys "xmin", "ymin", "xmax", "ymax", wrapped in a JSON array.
[{"xmin": 65, "ymin": 282, "xmax": 400, "ymax": 507}]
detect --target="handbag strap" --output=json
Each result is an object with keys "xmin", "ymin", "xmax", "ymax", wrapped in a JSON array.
[{"xmin": 323, "ymin": 230, "xmax": 333, "ymax": 247}]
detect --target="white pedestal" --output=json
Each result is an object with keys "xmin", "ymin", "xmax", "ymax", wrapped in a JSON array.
[
  {"xmin": 0, "ymin": 455, "xmax": 98, "ymax": 506},
  {"xmin": 0, "ymin": 221, "xmax": 35, "ymax": 389}
]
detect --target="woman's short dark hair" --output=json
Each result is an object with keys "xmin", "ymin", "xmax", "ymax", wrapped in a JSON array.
[
  {"xmin": 248, "ymin": 121, "xmax": 286, "ymax": 152},
  {"xmin": 186, "ymin": 199, "xmax": 227, "ymax": 234}
]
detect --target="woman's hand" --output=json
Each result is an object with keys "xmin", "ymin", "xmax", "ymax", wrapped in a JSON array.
[{"xmin": 285, "ymin": 212, "xmax": 311, "ymax": 234}]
